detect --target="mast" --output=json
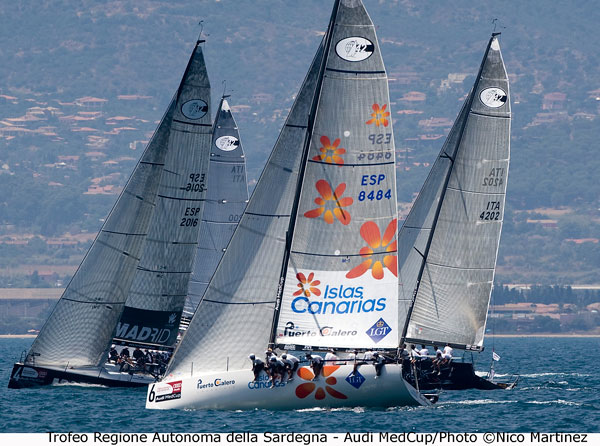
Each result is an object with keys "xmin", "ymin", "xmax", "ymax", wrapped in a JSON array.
[
  {"xmin": 400, "ymin": 33, "xmax": 509, "ymax": 349},
  {"xmin": 268, "ymin": 0, "xmax": 341, "ymax": 347}
]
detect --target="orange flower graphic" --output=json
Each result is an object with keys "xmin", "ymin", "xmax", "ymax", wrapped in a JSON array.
[
  {"xmin": 346, "ymin": 219, "xmax": 398, "ymax": 280},
  {"xmin": 304, "ymin": 180, "xmax": 353, "ymax": 225},
  {"xmin": 366, "ymin": 103, "xmax": 390, "ymax": 127},
  {"xmin": 293, "ymin": 272, "xmax": 321, "ymax": 297},
  {"xmin": 295, "ymin": 366, "xmax": 348, "ymax": 400},
  {"xmin": 313, "ymin": 135, "xmax": 345, "ymax": 164}
]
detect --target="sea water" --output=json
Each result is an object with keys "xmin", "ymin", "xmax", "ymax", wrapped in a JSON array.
[{"xmin": 1, "ymin": 337, "xmax": 599, "ymax": 432}]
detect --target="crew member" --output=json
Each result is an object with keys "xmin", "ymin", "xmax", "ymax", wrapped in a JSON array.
[
  {"xmin": 305, "ymin": 353, "xmax": 323, "ymax": 380},
  {"xmin": 281, "ymin": 353, "xmax": 299, "ymax": 381},
  {"xmin": 249, "ymin": 354, "xmax": 265, "ymax": 382}
]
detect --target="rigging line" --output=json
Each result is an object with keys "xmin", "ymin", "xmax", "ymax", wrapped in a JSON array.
[
  {"xmin": 400, "ymin": 36, "xmax": 497, "ymax": 346},
  {"xmin": 268, "ymin": 0, "xmax": 342, "ymax": 348}
]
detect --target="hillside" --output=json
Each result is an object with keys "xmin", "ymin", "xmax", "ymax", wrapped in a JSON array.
[{"xmin": 1, "ymin": 0, "xmax": 599, "ymax": 285}]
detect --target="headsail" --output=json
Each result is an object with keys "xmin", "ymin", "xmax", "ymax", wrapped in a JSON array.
[
  {"xmin": 275, "ymin": 0, "xmax": 399, "ymax": 351},
  {"xmin": 166, "ymin": 41, "xmax": 325, "ymax": 376},
  {"xmin": 183, "ymin": 97, "xmax": 249, "ymax": 317},
  {"xmin": 26, "ymin": 102, "xmax": 175, "ymax": 368},
  {"xmin": 114, "ymin": 41, "xmax": 212, "ymax": 349},
  {"xmin": 399, "ymin": 35, "xmax": 511, "ymax": 350}
]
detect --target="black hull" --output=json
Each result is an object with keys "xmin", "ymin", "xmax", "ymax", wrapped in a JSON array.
[
  {"xmin": 8, "ymin": 363, "xmax": 152, "ymax": 389},
  {"xmin": 404, "ymin": 360, "xmax": 515, "ymax": 391}
]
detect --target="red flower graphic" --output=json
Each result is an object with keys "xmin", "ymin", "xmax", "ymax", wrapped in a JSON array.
[
  {"xmin": 295, "ymin": 366, "xmax": 348, "ymax": 400},
  {"xmin": 313, "ymin": 135, "xmax": 345, "ymax": 165},
  {"xmin": 366, "ymin": 103, "xmax": 390, "ymax": 127},
  {"xmin": 293, "ymin": 272, "xmax": 321, "ymax": 297},
  {"xmin": 304, "ymin": 180, "xmax": 353, "ymax": 225},
  {"xmin": 346, "ymin": 219, "xmax": 398, "ymax": 280}
]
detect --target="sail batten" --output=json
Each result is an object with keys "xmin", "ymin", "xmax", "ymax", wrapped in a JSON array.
[{"xmin": 399, "ymin": 35, "xmax": 510, "ymax": 349}]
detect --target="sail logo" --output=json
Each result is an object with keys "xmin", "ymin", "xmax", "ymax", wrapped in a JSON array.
[
  {"xmin": 366, "ymin": 104, "xmax": 390, "ymax": 127},
  {"xmin": 293, "ymin": 272, "xmax": 321, "ymax": 297},
  {"xmin": 345, "ymin": 370, "xmax": 365, "ymax": 389},
  {"xmin": 304, "ymin": 180, "xmax": 353, "ymax": 225},
  {"xmin": 313, "ymin": 135, "xmax": 345, "ymax": 165},
  {"xmin": 366, "ymin": 318, "xmax": 391, "ymax": 343},
  {"xmin": 215, "ymin": 135, "xmax": 239, "ymax": 152},
  {"xmin": 181, "ymin": 99, "xmax": 208, "ymax": 120},
  {"xmin": 114, "ymin": 323, "xmax": 172, "ymax": 345},
  {"xmin": 282, "ymin": 321, "xmax": 358, "ymax": 338},
  {"xmin": 479, "ymin": 87, "xmax": 507, "ymax": 108},
  {"xmin": 335, "ymin": 37, "xmax": 374, "ymax": 62},
  {"xmin": 346, "ymin": 219, "xmax": 398, "ymax": 280}
]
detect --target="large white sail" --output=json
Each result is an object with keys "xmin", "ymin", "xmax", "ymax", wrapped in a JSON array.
[
  {"xmin": 166, "ymin": 42, "xmax": 326, "ymax": 376},
  {"xmin": 183, "ymin": 97, "xmax": 249, "ymax": 317},
  {"xmin": 114, "ymin": 41, "xmax": 212, "ymax": 349},
  {"xmin": 399, "ymin": 35, "xmax": 511, "ymax": 350},
  {"xmin": 275, "ymin": 0, "xmax": 398, "ymax": 350},
  {"xmin": 26, "ymin": 102, "xmax": 176, "ymax": 368}
]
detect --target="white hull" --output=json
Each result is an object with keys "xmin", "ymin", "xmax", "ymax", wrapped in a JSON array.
[{"xmin": 146, "ymin": 364, "xmax": 431, "ymax": 410}]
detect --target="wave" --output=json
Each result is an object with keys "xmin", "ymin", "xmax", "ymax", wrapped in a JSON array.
[
  {"xmin": 442, "ymin": 399, "xmax": 518, "ymax": 406},
  {"xmin": 526, "ymin": 399, "xmax": 581, "ymax": 406}
]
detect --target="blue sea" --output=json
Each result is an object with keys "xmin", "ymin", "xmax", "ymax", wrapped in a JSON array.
[{"xmin": 1, "ymin": 337, "xmax": 599, "ymax": 433}]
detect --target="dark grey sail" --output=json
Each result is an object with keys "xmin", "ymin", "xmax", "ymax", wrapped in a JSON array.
[
  {"xmin": 114, "ymin": 41, "xmax": 212, "ymax": 349},
  {"xmin": 399, "ymin": 35, "xmax": 510, "ymax": 350},
  {"xmin": 183, "ymin": 97, "xmax": 249, "ymax": 318},
  {"xmin": 25, "ymin": 101, "xmax": 176, "ymax": 368},
  {"xmin": 166, "ymin": 41, "xmax": 325, "ymax": 376}
]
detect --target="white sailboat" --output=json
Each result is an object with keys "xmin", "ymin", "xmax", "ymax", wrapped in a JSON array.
[
  {"xmin": 9, "ymin": 38, "xmax": 213, "ymax": 388},
  {"xmin": 146, "ymin": 0, "xmax": 432, "ymax": 410},
  {"xmin": 397, "ymin": 34, "xmax": 514, "ymax": 390}
]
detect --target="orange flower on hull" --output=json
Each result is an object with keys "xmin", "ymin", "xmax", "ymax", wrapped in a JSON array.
[
  {"xmin": 366, "ymin": 103, "xmax": 390, "ymax": 127},
  {"xmin": 295, "ymin": 366, "xmax": 348, "ymax": 400},
  {"xmin": 293, "ymin": 272, "xmax": 321, "ymax": 297},
  {"xmin": 304, "ymin": 180, "xmax": 353, "ymax": 225},
  {"xmin": 346, "ymin": 219, "xmax": 398, "ymax": 280},
  {"xmin": 313, "ymin": 135, "xmax": 346, "ymax": 164}
]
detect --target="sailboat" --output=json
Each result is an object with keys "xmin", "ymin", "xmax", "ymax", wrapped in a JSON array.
[
  {"xmin": 8, "ymin": 38, "xmax": 212, "ymax": 389},
  {"xmin": 181, "ymin": 96, "xmax": 249, "ymax": 323},
  {"xmin": 397, "ymin": 33, "xmax": 515, "ymax": 390},
  {"xmin": 146, "ymin": 0, "xmax": 432, "ymax": 410}
]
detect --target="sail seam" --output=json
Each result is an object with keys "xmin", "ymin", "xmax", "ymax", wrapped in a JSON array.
[
  {"xmin": 63, "ymin": 297, "xmax": 125, "ymax": 305},
  {"xmin": 326, "ymin": 68, "xmax": 386, "ymax": 75},
  {"xmin": 425, "ymin": 260, "xmax": 495, "ymax": 271},
  {"xmin": 102, "ymin": 230, "xmax": 148, "ymax": 236},
  {"xmin": 172, "ymin": 119, "xmax": 212, "ymax": 127},
  {"xmin": 199, "ymin": 220, "xmax": 239, "ymax": 224},
  {"xmin": 286, "ymin": 124, "xmax": 308, "ymax": 129},
  {"xmin": 136, "ymin": 268, "xmax": 192, "ymax": 274},
  {"xmin": 139, "ymin": 161, "xmax": 166, "ymax": 166},
  {"xmin": 95, "ymin": 239, "xmax": 140, "ymax": 260},
  {"xmin": 469, "ymin": 110, "xmax": 511, "ymax": 119},
  {"xmin": 157, "ymin": 195, "xmax": 206, "ymax": 202},
  {"xmin": 245, "ymin": 212, "xmax": 290, "ymax": 218},
  {"xmin": 291, "ymin": 249, "xmax": 396, "ymax": 257},
  {"xmin": 308, "ymin": 159, "xmax": 394, "ymax": 167},
  {"xmin": 203, "ymin": 299, "xmax": 275, "ymax": 305},
  {"xmin": 446, "ymin": 186, "xmax": 505, "ymax": 196}
]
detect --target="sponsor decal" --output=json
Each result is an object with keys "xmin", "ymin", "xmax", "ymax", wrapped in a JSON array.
[
  {"xmin": 366, "ymin": 318, "xmax": 392, "ymax": 343},
  {"xmin": 289, "ymin": 273, "xmax": 387, "ymax": 316},
  {"xmin": 313, "ymin": 135, "xmax": 345, "ymax": 165},
  {"xmin": 181, "ymin": 99, "xmax": 208, "ymax": 119},
  {"xmin": 335, "ymin": 37, "xmax": 374, "ymax": 62},
  {"xmin": 479, "ymin": 87, "xmax": 507, "ymax": 108},
  {"xmin": 304, "ymin": 180, "xmax": 353, "ymax": 225},
  {"xmin": 248, "ymin": 373, "xmax": 285, "ymax": 390},
  {"xmin": 215, "ymin": 135, "xmax": 240, "ymax": 152},
  {"xmin": 346, "ymin": 219, "xmax": 398, "ymax": 280},
  {"xmin": 196, "ymin": 378, "xmax": 236, "ymax": 390},
  {"xmin": 153, "ymin": 380, "xmax": 182, "ymax": 403},
  {"xmin": 20, "ymin": 367, "xmax": 41, "ymax": 379},
  {"xmin": 366, "ymin": 103, "xmax": 390, "ymax": 127},
  {"xmin": 281, "ymin": 321, "xmax": 358, "ymax": 338},
  {"xmin": 115, "ymin": 307, "xmax": 180, "ymax": 346},
  {"xmin": 345, "ymin": 370, "xmax": 366, "ymax": 389},
  {"xmin": 295, "ymin": 366, "xmax": 348, "ymax": 400}
]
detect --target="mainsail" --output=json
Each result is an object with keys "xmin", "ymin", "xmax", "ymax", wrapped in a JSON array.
[
  {"xmin": 166, "ymin": 41, "xmax": 325, "ymax": 376},
  {"xmin": 168, "ymin": 0, "xmax": 398, "ymax": 376},
  {"xmin": 275, "ymin": 0, "xmax": 398, "ymax": 350},
  {"xmin": 398, "ymin": 35, "xmax": 511, "ymax": 350},
  {"xmin": 183, "ymin": 97, "xmax": 249, "ymax": 317},
  {"xmin": 114, "ymin": 41, "xmax": 212, "ymax": 349},
  {"xmin": 26, "ymin": 102, "xmax": 175, "ymax": 368}
]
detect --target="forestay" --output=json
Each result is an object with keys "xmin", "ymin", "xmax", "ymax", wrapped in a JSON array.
[
  {"xmin": 27, "ymin": 102, "xmax": 175, "ymax": 368},
  {"xmin": 275, "ymin": 0, "xmax": 399, "ymax": 350},
  {"xmin": 184, "ymin": 97, "xmax": 249, "ymax": 316},
  {"xmin": 399, "ymin": 35, "xmax": 511, "ymax": 350},
  {"xmin": 166, "ymin": 42, "xmax": 325, "ymax": 376},
  {"xmin": 115, "ymin": 41, "xmax": 212, "ymax": 349}
]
